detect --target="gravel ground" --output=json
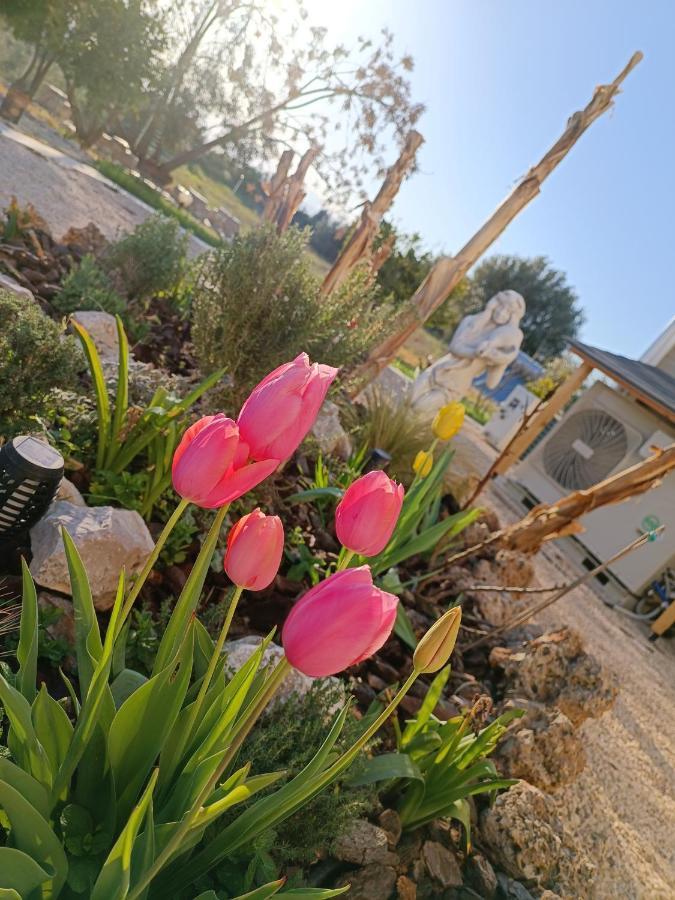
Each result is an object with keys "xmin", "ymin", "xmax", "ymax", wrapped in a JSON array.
[
  {"xmin": 0, "ymin": 123, "xmax": 209, "ymax": 256},
  {"xmin": 488, "ymin": 483, "xmax": 675, "ymax": 900}
]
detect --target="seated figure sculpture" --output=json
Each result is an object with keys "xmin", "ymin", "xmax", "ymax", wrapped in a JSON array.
[{"xmin": 410, "ymin": 290, "xmax": 526, "ymax": 418}]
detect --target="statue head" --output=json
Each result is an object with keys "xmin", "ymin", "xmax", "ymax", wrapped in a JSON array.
[{"xmin": 486, "ymin": 290, "xmax": 525, "ymax": 326}]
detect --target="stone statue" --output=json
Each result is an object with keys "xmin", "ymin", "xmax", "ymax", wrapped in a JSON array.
[{"xmin": 410, "ymin": 290, "xmax": 526, "ymax": 418}]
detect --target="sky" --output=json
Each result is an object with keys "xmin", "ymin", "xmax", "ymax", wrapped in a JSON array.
[{"xmin": 303, "ymin": 0, "xmax": 675, "ymax": 359}]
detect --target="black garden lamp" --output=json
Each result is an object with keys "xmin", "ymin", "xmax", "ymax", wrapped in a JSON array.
[{"xmin": 0, "ymin": 436, "xmax": 64, "ymax": 551}]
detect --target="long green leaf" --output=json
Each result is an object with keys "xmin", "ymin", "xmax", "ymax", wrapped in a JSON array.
[
  {"xmin": 71, "ymin": 317, "xmax": 110, "ymax": 470},
  {"xmin": 401, "ymin": 665, "xmax": 451, "ymax": 747},
  {"xmin": 91, "ymin": 769, "xmax": 158, "ymax": 900},
  {"xmin": 32, "ymin": 685, "xmax": 73, "ymax": 780},
  {"xmin": 347, "ymin": 752, "xmax": 423, "ymax": 787},
  {"xmin": 0, "ymin": 779, "xmax": 68, "ymax": 895},
  {"xmin": 107, "ymin": 314, "xmax": 130, "ymax": 468},
  {"xmin": 62, "ymin": 529, "xmax": 104, "ymax": 698},
  {"xmin": 16, "ymin": 559, "xmax": 38, "ymax": 703},
  {"xmin": 393, "ymin": 603, "xmax": 417, "ymax": 650},
  {"xmin": 286, "ymin": 487, "xmax": 344, "ymax": 503},
  {"xmin": 0, "ymin": 848, "xmax": 52, "ymax": 896},
  {"xmin": 0, "ymin": 675, "xmax": 52, "ymax": 789},
  {"xmin": 153, "ymin": 506, "xmax": 227, "ymax": 675},
  {"xmin": 50, "ymin": 572, "xmax": 125, "ymax": 806},
  {"xmin": 0, "ymin": 757, "xmax": 49, "ymax": 819},
  {"xmin": 109, "ymin": 626, "xmax": 194, "ymax": 822}
]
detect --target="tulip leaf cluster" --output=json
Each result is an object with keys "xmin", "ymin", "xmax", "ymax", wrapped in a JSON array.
[
  {"xmin": 72, "ymin": 315, "xmax": 226, "ymax": 518},
  {"xmin": 352, "ymin": 665, "xmax": 523, "ymax": 844}
]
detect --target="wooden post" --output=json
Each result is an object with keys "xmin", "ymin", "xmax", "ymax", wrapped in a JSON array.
[
  {"xmin": 261, "ymin": 150, "xmax": 294, "ymax": 224},
  {"xmin": 276, "ymin": 146, "xmax": 320, "ymax": 233},
  {"xmin": 321, "ymin": 130, "xmax": 424, "ymax": 295},
  {"xmin": 491, "ymin": 360, "xmax": 593, "ymax": 476},
  {"xmin": 348, "ymin": 52, "xmax": 642, "ymax": 391}
]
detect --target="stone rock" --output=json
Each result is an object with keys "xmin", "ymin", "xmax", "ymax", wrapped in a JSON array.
[
  {"xmin": 337, "ymin": 864, "xmax": 397, "ymax": 900},
  {"xmin": 495, "ymin": 703, "xmax": 585, "ymax": 792},
  {"xmin": 422, "ymin": 841, "xmax": 463, "ymax": 889},
  {"xmin": 441, "ymin": 426, "xmax": 495, "ymax": 505},
  {"xmin": 61, "ymin": 223, "xmax": 108, "ymax": 258},
  {"xmin": 494, "ymin": 628, "xmax": 618, "ymax": 726},
  {"xmin": 38, "ymin": 592, "xmax": 76, "ymax": 647},
  {"xmin": 397, "ymin": 831, "xmax": 423, "ymax": 870},
  {"xmin": 465, "ymin": 852, "xmax": 497, "ymax": 898},
  {"xmin": 378, "ymin": 808, "xmax": 403, "ymax": 847},
  {"xmin": 222, "ymin": 635, "xmax": 342, "ymax": 707},
  {"xmin": 54, "ymin": 478, "xmax": 86, "ymax": 507},
  {"xmin": 29, "ymin": 500, "xmax": 154, "ymax": 610},
  {"xmin": 333, "ymin": 819, "xmax": 396, "ymax": 866},
  {"xmin": 310, "ymin": 400, "xmax": 352, "ymax": 460},
  {"xmin": 71, "ymin": 310, "xmax": 119, "ymax": 360},
  {"xmin": 0, "ymin": 272, "xmax": 35, "ymax": 301},
  {"xmin": 481, "ymin": 783, "xmax": 595, "ymax": 894},
  {"xmin": 496, "ymin": 874, "xmax": 536, "ymax": 900},
  {"xmin": 396, "ymin": 874, "xmax": 417, "ymax": 900}
]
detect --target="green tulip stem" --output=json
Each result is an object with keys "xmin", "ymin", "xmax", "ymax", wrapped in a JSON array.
[
  {"xmin": 129, "ymin": 656, "xmax": 291, "ymax": 900},
  {"xmin": 325, "ymin": 668, "xmax": 419, "ymax": 781},
  {"xmin": 169, "ymin": 584, "xmax": 244, "ymax": 777},
  {"xmin": 336, "ymin": 548, "xmax": 356, "ymax": 570},
  {"xmin": 117, "ymin": 496, "xmax": 190, "ymax": 635}
]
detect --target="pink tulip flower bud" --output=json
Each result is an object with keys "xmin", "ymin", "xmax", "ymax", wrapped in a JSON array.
[
  {"xmin": 335, "ymin": 471, "xmax": 405, "ymax": 557},
  {"xmin": 224, "ymin": 508, "xmax": 284, "ymax": 590},
  {"xmin": 282, "ymin": 566, "xmax": 398, "ymax": 677},
  {"xmin": 237, "ymin": 353, "xmax": 338, "ymax": 462},
  {"xmin": 172, "ymin": 414, "xmax": 280, "ymax": 508}
]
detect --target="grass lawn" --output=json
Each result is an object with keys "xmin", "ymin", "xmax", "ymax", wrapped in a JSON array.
[{"xmin": 397, "ymin": 328, "xmax": 446, "ymax": 372}]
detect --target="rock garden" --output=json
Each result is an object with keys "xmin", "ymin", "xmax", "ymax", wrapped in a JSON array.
[{"xmin": 0, "ymin": 197, "xmax": 627, "ymax": 900}]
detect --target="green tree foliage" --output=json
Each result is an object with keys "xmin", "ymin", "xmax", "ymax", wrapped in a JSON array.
[
  {"xmin": 0, "ymin": 0, "xmax": 165, "ymax": 144},
  {"xmin": 376, "ymin": 221, "xmax": 434, "ymax": 308},
  {"xmin": 438, "ymin": 255, "xmax": 584, "ymax": 360}
]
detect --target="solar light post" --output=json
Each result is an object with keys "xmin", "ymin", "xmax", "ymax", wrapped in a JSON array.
[{"xmin": 0, "ymin": 436, "xmax": 64, "ymax": 553}]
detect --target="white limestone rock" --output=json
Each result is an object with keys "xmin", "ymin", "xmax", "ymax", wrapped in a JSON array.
[{"xmin": 30, "ymin": 500, "xmax": 154, "ymax": 610}]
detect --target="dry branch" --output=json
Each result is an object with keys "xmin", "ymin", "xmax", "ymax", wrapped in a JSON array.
[
  {"xmin": 321, "ymin": 130, "xmax": 424, "ymax": 295},
  {"xmin": 447, "ymin": 443, "xmax": 675, "ymax": 565},
  {"xmin": 349, "ymin": 52, "xmax": 643, "ymax": 392}
]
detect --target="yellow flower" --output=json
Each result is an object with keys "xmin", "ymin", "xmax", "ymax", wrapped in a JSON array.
[
  {"xmin": 432, "ymin": 401, "xmax": 465, "ymax": 441},
  {"xmin": 413, "ymin": 450, "xmax": 433, "ymax": 478},
  {"xmin": 413, "ymin": 606, "xmax": 462, "ymax": 674}
]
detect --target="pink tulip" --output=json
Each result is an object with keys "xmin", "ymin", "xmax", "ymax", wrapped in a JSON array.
[
  {"xmin": 237, "ymin": 353, "xmax": 338, "ymax": 461},
  {"xmin": 282, "ymin": 566, "xmax": 398, "ymax": 677},
  {"xmin": 335, "ymin": 471, "xmax": 405, "ymax": 557},
  {"xmin": 172, "ymin": 414, "xmax": 280, "ymax": 508},
  {"xmin": 224, "ymin": 508, "xmax": 284, "ymax": 590}
]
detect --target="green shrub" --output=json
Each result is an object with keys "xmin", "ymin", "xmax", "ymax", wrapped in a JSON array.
[
  {"xmin": 105, "ymin": 213, "xmax": 188, "ymax": 300},
  {"xmin": 53, "ymin": 254, "xmax": 126, "ymax": 316},
  {"xmin": 192, "ymin": 225, "xmax": 391, "ymax": 406},
  {"xmin": 0, "ymin": 288, "xmax": 80, "ymax": 438},
  {"xmin": 239, "ymin": 680, "xmax": 377, "ymax": 867}
]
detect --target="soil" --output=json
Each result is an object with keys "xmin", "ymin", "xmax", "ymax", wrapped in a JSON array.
[{"xmin": 486, "ymin": 483, "xmax": 675, "ymax": 900}]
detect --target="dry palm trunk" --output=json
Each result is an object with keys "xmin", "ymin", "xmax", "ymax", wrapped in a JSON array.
[
  {"xmin": 276, "ymin": 147, "xmax": 320, "ymax": 233},
  {"xmin": 261, "ymin": 149, "xmax": 295, "ymax": 225},
  {"xmin": 445, "ymin": 443, "xmax": 675, "ymax": 564},
  {"xmin": 348, "ymin": 52, "xmax": 643, "ymax": 393},
  {"xmin": 321, "ymin": 130, "xmax": 424, "ymax": 295}
]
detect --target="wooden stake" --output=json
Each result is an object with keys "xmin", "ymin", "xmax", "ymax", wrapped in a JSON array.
[
  {"xmin": 348, "ymin": 52, "xmax": 643, "ymax": 392},
  {"xmin": 321, "ymin": 130, "xmax": 424, "ymax": 295}
]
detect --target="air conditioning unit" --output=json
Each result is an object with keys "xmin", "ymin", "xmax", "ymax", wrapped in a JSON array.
[{"xmin": 514, "ymin": 381, "xmax": 675, "ymax": 595}]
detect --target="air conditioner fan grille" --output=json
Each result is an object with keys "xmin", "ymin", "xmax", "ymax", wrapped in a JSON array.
[{"xmin": 542, "ymin": 409, "xmax": 629, "ymax": 490}]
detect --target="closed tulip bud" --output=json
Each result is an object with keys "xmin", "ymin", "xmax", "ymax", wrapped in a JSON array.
[
  {"xmin": 335, "ymin": 471, "xmax": 404, "ymax": 557},
  {"xmin": 224, "ymin": 508, "xmax": 284, "ymax": 590},
  {"xmin": 282, "ymin": 566, "xmax": 398, "ymax": 677},
  {"xmin": 432, "ymin": 401, "xmax": 465, "ymax": 441},
  {"xmin": 172, "ymin": 414, "xmax": 280, "ymax": 508},
  {"xmin": 413, "ymin": 449, "xmax": 433, "ymax": 478},
  {"xmin": 413, "ymin": 606, "xmax": 462, "ymax": 674},
  {"xmin": 238, "ymin": 353, "xmax": 338, "ymax": 462}
]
